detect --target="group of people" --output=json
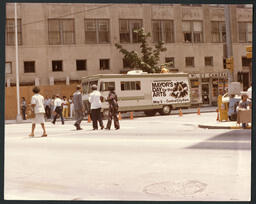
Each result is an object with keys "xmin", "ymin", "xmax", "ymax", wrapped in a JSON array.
[{"xmin": 28, "ymin": 84, "xmax": 120, "ymax": 137}]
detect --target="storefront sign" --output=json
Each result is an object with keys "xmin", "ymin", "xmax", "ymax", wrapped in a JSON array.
[{"xmin": 152, "ymin": 79, "xmax": 190, "ymax": 104}]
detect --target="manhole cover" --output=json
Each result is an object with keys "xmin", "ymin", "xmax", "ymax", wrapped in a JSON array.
[{"xmin": 143, "ymin": 180, "xmax": 207, "ymax": 196}]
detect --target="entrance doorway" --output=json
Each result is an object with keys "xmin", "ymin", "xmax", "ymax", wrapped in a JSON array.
[{"xmin": 202, "ymin": 83, "xmax": 210, "ymax": 105}]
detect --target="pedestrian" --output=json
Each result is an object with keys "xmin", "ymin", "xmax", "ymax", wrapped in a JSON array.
[
  {"xmin": 29, "ymin": 86, "xmax": 47, "ymax": 137},
  {"xmin": 50, "ymin": 95, "xmax": 55, "ymax": 119},
  {"xmin": 21, "ymin": 97, "xmax": 27, "ymax": 120},
  {"xmin": 73, "ymin": 85, "xmax": 84, "ymax": 130},
  {"xmin": 237, "ymin": 92, "xmax": 251, "ymax": 128},
  {"xmin": 44, "ymin": 96, "xmax": 51, "ymax": 119},
  {"xmin": 62, "ymin": 96, "xmax": 69, "ymax": 118},
  {"xmin": 69, "ymin": 95, "xmax": 74, "ymax": 118},
  {"xmin": 52, "ymin": 94, "xmax": 64, "ymax": 125},
  {"xmin": 105, "ymin": 85, "xmax": 120, "ymax": 130},
  {"xmin": 89, "ymin": 84, "xmax": 104, "ymax": 130},
  {"xmin": 247, "ymin": 83, "xmax": 252, "ymax": 101},
  {"xmin": 228, "ymin": 94, "xmax": 239, "ymax": 121}
]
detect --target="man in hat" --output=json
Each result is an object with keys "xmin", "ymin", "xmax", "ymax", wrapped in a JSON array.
[
  {"xmin": 73, "ymin": 85, "xmax": 84, "ymax": 130},
  {"xmin": 52, "ymin": 94, "xmax": 64, "ymax": 125},
  {"xmin": 89, "ymin": 84, "xmax": 104, "ymax": 130}
]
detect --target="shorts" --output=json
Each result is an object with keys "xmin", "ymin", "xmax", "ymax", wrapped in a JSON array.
[{"xmin": 32, "ymin": 113, "xmax": 45, "ymax": 124}]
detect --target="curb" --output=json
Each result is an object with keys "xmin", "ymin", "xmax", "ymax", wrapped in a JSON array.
[{"xmin": 198, "ymin": 124, "xmax": 251, "ymax": 129}]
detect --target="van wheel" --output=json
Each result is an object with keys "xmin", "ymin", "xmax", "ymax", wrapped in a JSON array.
[
  {"xmin": 102, "ymin": 109, "xmax": 109, "ymax": 119},
  {"xmin": 159, "ymin": 105, "xmax": 171, "ymax": 115},
  {"xmin": 144, "ymin": 110, "xmax": 157, "ymax": 116}
]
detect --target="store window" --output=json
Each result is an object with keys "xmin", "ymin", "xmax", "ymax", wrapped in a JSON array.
[
  {"xmin": 185, "ymin": 57, "xmax": 195, "ymax": 67},
  {"xmin": 211, "ymin": 21, "xmax": 226, "ymax": 43},
  {"xmin": 76, "ymin": 60, "xmax": 87, "ymax": 71},
  {"xmin": 48, "ymin": 19, "xmax": 75, "ymax": 45},
  {"xmin": 238, "ymin": 22, "xmax": 252, "ymax": 43},
  {"xmin": 85, "ymin": 19, "xmax": 110, "ymax": 43},
  {"xmin": 182, "ymin": 21, "xmax": 203, "ymax": 43},
  {"xmin": 24, "ymin": 61, "xmax": 35, "ymax": 73},
  {"xmin": 152, "ymin": 20, "xmax": 174, "ymax": 43},
  {"xmin": 205, "ymin": 56, "xmax": 213, "ymax": 66},
  {"xmin": 5, "ymin": 62, "xmax": 12, "ymax": 74},
  {"xmin": 100, "ymin": 59, "xmax": 110, "ymax": 70},
  {"xmin": 242, "ymin": 56, "xmax": 251, "ymax": 67},
  {"xmin": 121, "ymin": 81, "xmax": 141, "ymax": 91},
  {"xmin": 6, "ymin": 19, "xmax": 22, "ymax": 45},
  {"xmin": 120, "ymin": 19, "xmax": 142, "ymax": 43},
  {"xmin": 52, "ymin": 60, "xmax": 63, "ymax": 72}
]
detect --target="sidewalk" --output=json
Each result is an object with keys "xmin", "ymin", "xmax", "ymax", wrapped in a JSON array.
[{"xmin": 5, "ymin": 106, "xmax": 217, "ymax": 125}]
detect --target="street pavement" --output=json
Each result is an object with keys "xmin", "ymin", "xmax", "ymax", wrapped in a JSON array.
[{"xmin": 4, "ymin": 112, "xmax": 251, "ymax": 201}]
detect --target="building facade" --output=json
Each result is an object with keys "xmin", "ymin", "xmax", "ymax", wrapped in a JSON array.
[{"xmin": 5, "ymin": 3, "xmax": 252, "ymax": 105}]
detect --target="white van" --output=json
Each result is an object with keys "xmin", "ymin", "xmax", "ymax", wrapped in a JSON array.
[{"xmin": 81, "ymin": 72, "xmax": 191, "ymax": 117}]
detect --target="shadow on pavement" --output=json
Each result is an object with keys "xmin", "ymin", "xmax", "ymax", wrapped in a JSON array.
[{"xmin": 187, "ymin": 130, "xmax": 251, "ymax": 151}]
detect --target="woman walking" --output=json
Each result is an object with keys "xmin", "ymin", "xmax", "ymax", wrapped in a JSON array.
[
  {"xmin": 29, "ymin": 86, "xmax": 47, "ymax": 137},
  {"xmin": 105, "ymin": 86, "xmax": 120, "ymax": 130}
]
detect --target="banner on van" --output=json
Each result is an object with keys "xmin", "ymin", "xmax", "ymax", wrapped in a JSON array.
[{"xmin": 152, "ymin": 79, "xmax": 190, "ymax": 104}]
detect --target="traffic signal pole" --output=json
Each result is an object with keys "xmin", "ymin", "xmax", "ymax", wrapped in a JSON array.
[{"xmin": 224, "ymin": 5, "xmax": 234, "ymax": 84}]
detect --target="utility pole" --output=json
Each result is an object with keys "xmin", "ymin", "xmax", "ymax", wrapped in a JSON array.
[
  {"xmin": 15, "ymin": 3, "xmax": 22, "ymax": 122},
  {"xmin": 224, "ymin": 4, "xmax": 234, "ymax": 84}
]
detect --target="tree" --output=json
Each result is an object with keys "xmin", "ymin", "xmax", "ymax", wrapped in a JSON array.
[{"xmin": 115, "ymin": 28, "xmax": 167, "ymax": 73}]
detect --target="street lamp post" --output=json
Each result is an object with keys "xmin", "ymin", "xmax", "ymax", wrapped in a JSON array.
[
  {"xmin": 14, "ymin": 3, "xmax": 22, "ymax": 122},
  {"xmin": 224, "ymin": 4, "xmax": 234, "ymax": 84}
]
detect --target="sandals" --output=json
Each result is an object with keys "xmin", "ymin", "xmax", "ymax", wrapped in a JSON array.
[{"xmin": 29, "ymin": 133, "xmax": 34, "ymax": 137}]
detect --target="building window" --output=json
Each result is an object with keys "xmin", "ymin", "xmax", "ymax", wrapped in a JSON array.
[
  {"xmin": 185, "ymin": 57, "xmax": 194, "ymax": 67},
  {"xmin": 24, "ymin": 61, "xmax": 35, "ymax": 73},
  {"xmin": 48, "ymin": 19, "xmax": 75, "ymax": 45},
  {"xmin": 6, "ymin": 19, "xmax": 22, "ymax": 45},
  {"xmin": 182, "ymin": 21, "xmax": 203, "ymax": 43},
  {"xmin": 205, "ymin": 57, "xmax": 213, "ymax": 66},
  {"xmin": 238, "ymin": 22, "xmax": 252, "ymax": 43},
  {"xmin": 52, "ymin": 60, "xmax": 63, "ymax": 72},
  {"xmin": 121, "ymin": 81, "xmax": 141, "ymax": 91},
  {"xmin": 5, "ymin": 62, "xmax": 12, "ymax": 74},
  {"xmin": 120, "ymin": 19, "xmax": 142, "ymax": 43},
  {"xmin": 165, "ymin": 57, "xmax": 175, "ymax": 68},
  {"xmin": 152, "ymin": 20, "xmax": 174, "ymax": 43},
  {"xmin": 100, "ymin": 59, "xmax": 110, "ymax": 70},
  {"xmin": 76, "ymin": 60, "xmax": 87, "ymax": 71},
  {"xmin": 211, "ymin": 21, "xmax": 226, "ymax": 43},
  {"xmin": 242, "ymin": 56, "xmax": 251, "ymax": 67},
  {"xmin": 85, "ymin": 19, "xmax": 110, "ymax": 44}
]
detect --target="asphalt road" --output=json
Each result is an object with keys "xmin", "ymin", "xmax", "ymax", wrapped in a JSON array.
[{"xmin": 4, "ymin": 112, "xmax": 251, "ymax": 201}]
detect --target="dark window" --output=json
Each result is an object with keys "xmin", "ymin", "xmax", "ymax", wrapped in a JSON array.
[
  {"xmin": 120, "ymin": 19, "xmax": 142, "ymax": 43},
  {"xmin": 182, "ymin": 21, "xmax": 203, "ymax": 43},
  {"xmin": 152, "ymin": 20, "xmax": 174, "ymax": 43},
  {"xmin": 6, "ymin": 19, "xmax": 22, "ymax": 45},
  {"xmin": 100, "ymin": 59, "xmax": 110, "ymax": 70},
  {"xmin": 211, "ymin": 21, "xmax": 226, "ymax": 43},
  {"xmin": 24, "ymin": 61, "xmax": 35, "ymax": 73},
  {"xmin": 238, "ymin": 22, "xmax": 252, "ymax": 43},
  {"xmin": 123, "ymin": 58, "xmax": 130, "ymax": 68},
  {"xmin": 76, "ymin": 60, "xmax": 87, "ymax": 71},
  {"xmin": 121, "ymin": 81, "xmax": 141, "ymax": 91},
  {"xmin": 165, "ymin": 57, "xmax": 175, "ymax": 68},
  {"xmin": 85, "ymin": 19, "xmax": 110, "ymax": 44},
  {"xmin": 205, "ymin": 57, "xmax": 213, "ymax": 66},
  {"xmin": 185, "ymin": 57, "xmax": 194, "ymax": 67},
  {"xmin": 48, "ymin": 19, "xmax": 75, "ymax": 45},
  {"xmin": 242, "ymin": 57, "xmax": 251, "ymax": 66},
  {"xmin": 52, "ymin": 60, "xmax": 63, "ymax": 72}
]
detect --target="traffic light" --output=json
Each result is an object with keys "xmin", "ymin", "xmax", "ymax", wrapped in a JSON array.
[
  {"xmin": 246, "ymin": 46, "xmax": 252, "ymax": 59},
  {"xmin": 226, "ymin": 57, "xmax": 234, "ymax": 71}
]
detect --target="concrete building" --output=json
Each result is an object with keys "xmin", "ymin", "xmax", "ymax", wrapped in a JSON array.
[{"xmin": 5, "ymin": 3, "xmax": 252, "ymax": 105}]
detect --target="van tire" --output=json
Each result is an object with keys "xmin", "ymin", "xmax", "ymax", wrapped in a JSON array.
[
  {"xmin": 144, "ymin": 110, "xmax": 157, "ymax": 116},
  {"xmin": 159, "ymin": 105, "xmax": 171, "ymax": 115}
]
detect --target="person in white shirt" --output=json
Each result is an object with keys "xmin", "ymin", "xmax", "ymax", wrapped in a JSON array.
[
  {"xmin": 62, "ymin": 96, "xmax": 69, "ymax": 118},
  {"xmin": 29, "ymin": 86, "xmax": 47, "ymax": 137},
  {"xmin": 69, "ymin": 95, "xmax": 74, "ymax": 118},
  {"xmin": 52, "ymin": 94, "xmax": 64, "ymax": 125},
  {"xmin": 89, "ymin": 84, "xmax": 104, "ymax": 130},
  {"xmin": 44, "ymin": 96, "xmax": 51, "ymax": 119},
  {"xmin": 247, "ymin": 84, "xmax": 252, "ymax": 101}
]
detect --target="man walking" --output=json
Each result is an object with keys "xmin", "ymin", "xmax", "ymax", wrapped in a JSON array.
[
  {"xmin": 89, "ymin": 84, "xmax": 104, "ymax": 130},
  {"xmin": 52, "ymin": 94, "xmax": 64, "ymax": 125},
  {"xmin": 73, "ymin": 85, "xmax": 84, "ymax": 130}
]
